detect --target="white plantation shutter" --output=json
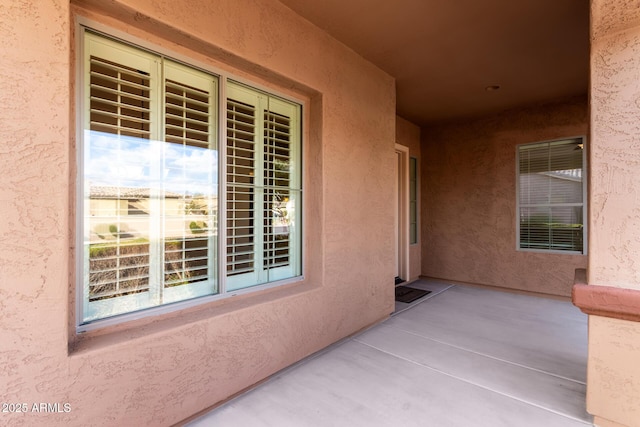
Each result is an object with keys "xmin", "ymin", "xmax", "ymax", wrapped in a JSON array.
[
  {"xmin": 161, "ymin": 61, "xmax": 218, "ymax": 304},
  {"xmin": 83, "ymin": 33, "xmax": 218, "ymax": 322},
  {"xmin": 164, "ymin": 62, "xmax": 215, "ymax": 148},
  {"xmin": 261, "ymin": 96, "xmax": 301, "ymax": 282},
  {"xmin": 86, "ymin": 34, "xmax": 158, "ymax": 138},
  {"xmin": 226, "ymin": 83, "xmax": 301, "ymax": 290},
  {"xmin": 226, "ymin": 85, "xmax": 260, "ymax": 287},
  {"xmin": 84, "ymin": 33, "xmax": 159, "ymax": 316},
  {"xmin": 263, "ymin": 109, "xmax": 291, "ymax": 270},
  {"xmin": 517, "ymin": 138, "xmax": 585, "ymax": 252}
]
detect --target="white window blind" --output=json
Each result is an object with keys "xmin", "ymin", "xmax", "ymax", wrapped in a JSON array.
[{"xmin": 517, "ymin": 138, "xmax": 585, "ymax": 253}]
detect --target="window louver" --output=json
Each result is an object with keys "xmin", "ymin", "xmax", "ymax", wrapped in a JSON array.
[
  {"xmin": 263, "ymin": 110, "xmax": 291, "ymax": 269},
  {"xmin": 226, "ymin": 98, "xmax": 256, "ymax": 276},
  {"xmin": 165, "ymin": 80, "xmax": 210, "ymax": 148},
  {"xmin": 88, "ymin": 54, "xmax": 152, "ymax": 301},
  {"xmin": 164, "ymin": 78, "xmax": 213, "ymax": 288},
  {"xmin": 89, "ymin": 57, "xmax": 151, "ymax": 138}
]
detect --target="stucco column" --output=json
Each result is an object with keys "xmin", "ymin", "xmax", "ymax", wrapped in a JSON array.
[{"xmin": 574, "ymin": 1, "xmax": 640, "ymax": 426}]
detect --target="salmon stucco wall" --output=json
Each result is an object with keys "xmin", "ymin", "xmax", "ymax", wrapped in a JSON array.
[
  {"xmin": 0, "ymin": 0, "xmax": 396, "ymax": 425},
  {"xmin": 586, "ymin": 1, "xmax": 640, "ymax": 426},
  {"xmin": 421, "ymin": 96, "xmax": 588, "ymax": 297},
  {"xmin": 396, "ymin": 115, "xmax": 421, "ymax": 282}
]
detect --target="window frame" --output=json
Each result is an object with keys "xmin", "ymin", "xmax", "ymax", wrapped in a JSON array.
[
  {"xmin": 515, "ymin": 136, "xmax": 587, "ymax": 255},
  {"xmin": 75, "ymin": 21, "xmax": 306, "ymax": 332}
]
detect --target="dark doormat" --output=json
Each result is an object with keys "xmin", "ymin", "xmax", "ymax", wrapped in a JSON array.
[{"xmin": 395, "ymin": 286, "xmax": 431, "ymax": 304}]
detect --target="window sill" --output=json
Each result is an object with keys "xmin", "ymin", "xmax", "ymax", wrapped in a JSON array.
[
  {"xmin": 516, "ymin": 247, "xmax": 586, "ymax": 256},
  {"xmin": 68, "ymin": 277, "xmax": 317, "ymax": 356}
]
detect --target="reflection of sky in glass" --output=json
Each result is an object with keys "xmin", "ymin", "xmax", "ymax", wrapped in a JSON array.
[{"xmin": 85, "ymin": 130, "xmax": 218, "ymax": 196}]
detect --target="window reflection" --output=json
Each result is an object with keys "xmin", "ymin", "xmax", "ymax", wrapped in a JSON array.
[{"xmin": 84, "ymin": 130, "xmax": 218, "ymax": 318}]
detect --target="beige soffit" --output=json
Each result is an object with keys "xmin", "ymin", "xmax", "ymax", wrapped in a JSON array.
[{"xmin": 278, "ymin": 0, "xmax": 589, "ymax": 125}]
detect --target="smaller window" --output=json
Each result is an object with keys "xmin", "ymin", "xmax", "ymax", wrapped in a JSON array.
[
  {"xmin": 409, "ymin": 157, "xmax": 418, "ymax": 245},
  {"xmin": 517, "ymin": 138, "xmax": 586, "ymax": 253}
]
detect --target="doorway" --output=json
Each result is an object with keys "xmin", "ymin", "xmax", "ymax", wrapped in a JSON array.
[{"xmin": 395, "ymin": 144, "xmax": 409, "ymax": 284}]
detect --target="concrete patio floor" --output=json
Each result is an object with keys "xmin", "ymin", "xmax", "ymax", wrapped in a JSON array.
[{"xmin": 185, "ymin": 280, "xmax": 592, "ymax": 427}]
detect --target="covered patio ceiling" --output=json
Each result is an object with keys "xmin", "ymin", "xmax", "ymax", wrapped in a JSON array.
[{"xmin": 278, "ymin": 0, "xmax": 589, "ymax": 126}]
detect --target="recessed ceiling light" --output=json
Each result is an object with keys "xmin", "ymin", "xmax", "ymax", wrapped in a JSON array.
[{"xmin": 485, "ymin": 85, "xmax": 501, "ymax": 91}]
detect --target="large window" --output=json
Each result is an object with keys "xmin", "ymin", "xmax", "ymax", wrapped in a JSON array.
[
  {"xmin": 517, "ymin": 138, "xmax": 585, "ymax": 253},
  {"xmin": 80, "ymin": 30, "xmax": 302, "ymax": 325}
]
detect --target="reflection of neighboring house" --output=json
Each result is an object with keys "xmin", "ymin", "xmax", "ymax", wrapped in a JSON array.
[
  {"xmin": 88, "ymin": 186, "xmax": 218, "ymax": 242},
  {"xmin": 542, "ymin": 168, "xmax": 582, "ymax": 182},
  {"xmin": 520, "ymin": 169, "xmax": 583, "ymax": 224},
  {"xmin": 519, "ymin": 168, "xmax": 584, "ymax": 251},
  {"xmin": 89, "ymin": 186, "xmax": 183, "ymax": 217}
]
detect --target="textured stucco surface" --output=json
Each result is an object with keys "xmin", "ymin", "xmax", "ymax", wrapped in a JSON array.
[
  {"xmin": 585, "ymin": 2, "xmax": 640, "ymax": 426},
  {"xmin": 421, "ymin": 97, "xmax": 588, "ymax": 297},
  {"xmin": 588, "ymin": 316, "xmax": 640, "ymax": 427},
  {"xmin": 590, "ymin": 0, "xmax": 640, "ymax": 290},
  {"xmin": 591, "ymin": 0, "xmax": 640, "ymax": 41},
  {"xmin": 0, "ymin": 0, "xmax": 72, "ymax": 424},
  {"xmin": 0, "ymin": 0, "xmax": 396, "ymax": 425},
  {"xmin": 395, "ymin": 116, "xmax": 421, "ymax": 282}
]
